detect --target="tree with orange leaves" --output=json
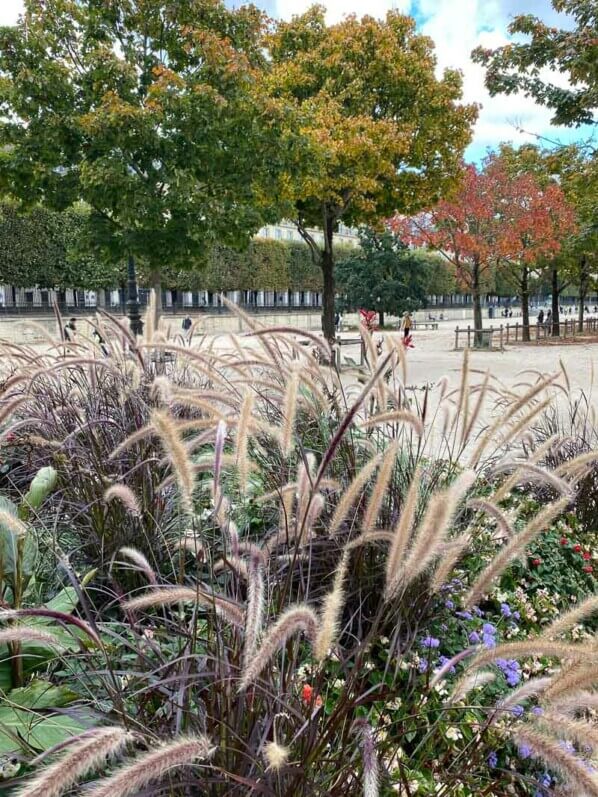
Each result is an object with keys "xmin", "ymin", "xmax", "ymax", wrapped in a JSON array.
[{"xmin": 390, "ymin": 156, "xmax": 575, "ymax": 345}]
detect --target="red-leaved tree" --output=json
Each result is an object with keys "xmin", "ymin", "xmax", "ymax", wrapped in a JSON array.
[{"xmin": 390, "ymin": 157, "xmax": 575, "ymax": 345}]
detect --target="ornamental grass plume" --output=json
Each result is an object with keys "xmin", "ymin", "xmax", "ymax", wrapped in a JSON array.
[
  {"xmin": 238, "ymin": 605, "xmax": 318, "ymax": 691},
  {"xmin": 552, "ymin": 690, "xmax": 598, "ymax": 715},
  {"xmin": 243, "ymin": 552, "xmax": 265, "ymax": 672},
  {"xmin": 491, "ymin": 461, "xmax": 573, "ymax": 498},
  {"xmin": 450, "ymin": 671, "xmax": 496, "ymax": 703},
  {"xmin": 314, "ymin": 549, "xmax": 350, "ymax": 661},
  {"xmin": 541, "ymin": 594, "xmax": 598, "ymax": 639},
  {"xmin": 384, "ymin": 468, "xmax": 421, "ymax": 599},
  {"xmin": 236, "ymin": 391, "xmax": 254, "ymax": 492},
  {"xmin": 0, "ymin": 627, "xmax": 65, "ymax": 648},
  {"xmin": 104, "ymin": 485, "xmax": 142, "ymax": 518},
  {"xmin": 496, "ymin": 677, "xmax": 553, "ymax": 711},
  {"xmin": 116, "ymin": 547, "xmax": 157, "ymax": 585},
  {"xmin": 151, "ymin": 410, "xmax": 195, "ymax": 514},
  {"xmin": 537, "ymin": 712, "xmax": 598, "ymax": 753},
  {"xmin": 263, "ymin": 741, "xmax": 289, "ymax": 772},
  {"xmin": 542, "ymin": 661, "xmax": 598, "ymax": 702},
  {"xmin": 361, "ymin": 441, "xmax": 400, "ymax": 535},
  {"xmin": 429, "ymin": 533, "xmax": 471, "ymax": 594},
  {"xmin": 280, "ymin": 369, "xmax": 299, "ymax": 457},
  {"xmin": 87, "ymin": 735, "xmax": 216, "ymax": 797},
  {"xmin": 354, "ymin": 721, "xmax": 379, "ymax": 797},
  {"xmin": 16, "ymin": 727, "xmax": 133, "ymax": 797},
  {"xmin": 328, "ymin": 452, "xmax": 384, "ymax": 537},
  {"xmin": 464, "ymin": 496, "xmax": 571, "ymax": 608},
  {"xmin": 399, "ymin": 469, "xmax": 475, "ymax": 590},
  {"xmin": 466, "ymin": 498, "xmax": 514, "ymax": 539},
  {"xmin": 511, "ymin": 726, "xmax": 598, "ymax": 797},
  {"xmin": 123, "ymin": 587, "xmax": 244, "ymax": 627},
  {"xmin": 0, "ymin": 509, "xmax": 27, "ymax": 537}
]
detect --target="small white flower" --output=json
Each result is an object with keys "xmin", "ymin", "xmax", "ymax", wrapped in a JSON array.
[{"xmin": 445, "ymin": 726, "xmax": 462, "ymax": 741}]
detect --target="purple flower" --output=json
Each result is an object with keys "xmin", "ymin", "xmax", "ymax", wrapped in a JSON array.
[
  {"xmin": 420, "ymin": 636, "xmax": 440, "ymax": 649},
  {"xmin": 418, "ymin": 659, "xmax": 429, "ymax": 673},
  {"xmin": 445, "ymin": 600, "xmax": 455, "ymax": 610},
  {"xmin": 513, "ymin": 611, "xmax": 521, "ymax": 620},
  {"xmin": 531, "ymin": 707, "xmax": 544, "ymax": 716},
  {"xmin": 487, "ymin": 751, "xmax": 498, "ymax": 768},
  {"xmin": 455, "ymin": 610, "xmax": 473, "ymax": 620},
  {"xmin": 500, "ymin": 603, "xmax": 512, "ymax": 617},
  {"xmin": 473, "ymin": 606, "xmax": 484, "ymax": 617},
  {"xmin": 518, "ymin": 744, "xmax": 532, "ymax": 759},
  {"xmin": 539, "ymin": 773, "xmax": 552, "ymax": 788},
  {"xmin": 495, "ymin": 658, "xmax": 509, "ymax": 670},
  {"xmin": 510, "ymin": 705, "xmax": 525, "ymax": 718},
  {"xmin": 506, "ymin": 670, "xmax": 521, "ymax": 687},
  {"xmin": 483, "ymin": 634, "xmax": 497, "ymax": 648},
  {"xmin": 482, "ymin": 623, "xmax": 497, "ymax": 635},
  {"xmin": 559, "ymin": 740, "xmax": 575, "ymax": 754},
  {"xmin": 468, "ymin": 631, "xmax": 481, "ymax": 644}
]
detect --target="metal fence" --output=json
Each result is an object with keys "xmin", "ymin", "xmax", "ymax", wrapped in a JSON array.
[{"xmin": 454, "ymin": 316, "xmax": 598, "ymax": 349}]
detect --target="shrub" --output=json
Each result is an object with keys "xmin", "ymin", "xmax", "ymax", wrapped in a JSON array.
[{"xmin": 0, "ymin": 310, "xmax": 596, "ymax": 796}]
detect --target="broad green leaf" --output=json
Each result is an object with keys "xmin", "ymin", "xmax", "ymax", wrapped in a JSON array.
[
  {"xmin": 4, "ymin": 680, "xmax": 78, "ymax": 710},
  {"xmin": 0, "ymin": 496, "xmax": 37, "ymax": 583},
  {"xmin": 21, "ymin": 466, "xmax": 58, "ymax": 512},
  {"xmin": 0, "ymin": 708, "xmax": 90, "ymax": 755}
]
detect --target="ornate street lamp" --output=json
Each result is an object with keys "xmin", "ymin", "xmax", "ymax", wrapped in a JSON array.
[{"xmin": 126, "ymin": 254, "xmax": 143, "ymax": 337}]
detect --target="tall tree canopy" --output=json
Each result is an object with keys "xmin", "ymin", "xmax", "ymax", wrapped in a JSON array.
[
  {"xmin": 0, "ymin": 0, "xmax": 299, "ymax": 292},
  {"xmin": 472, "ymin": 0, "xmax": 598, "ymax": 127},
  {"xmin": 335, "ymin": 229, "xmax": 438, "ymax": 327},
  {"xmin": 266, "ymin": 6, "xmax": 477, "ymax": 343}
]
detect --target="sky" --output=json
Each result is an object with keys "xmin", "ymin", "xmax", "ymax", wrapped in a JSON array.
[{"xmin": 0, "ymin": 0, "xmax": 591, "ymax": 162}]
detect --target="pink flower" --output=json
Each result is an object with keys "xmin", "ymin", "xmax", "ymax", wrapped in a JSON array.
[
  {"xmin": 531, "ymin": 558, "xmax": 542, "ymax": 567},
  {"xmin": 582, "ymin": 552, "xmax": 592, "ymax": 561},
  {"xmin": 582, "ymin": 565, "xmax": 593, "ymax": 574}
]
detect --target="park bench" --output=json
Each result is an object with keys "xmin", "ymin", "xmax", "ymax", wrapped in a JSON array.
[{"xmin": 411, "ymin": 321, "xmax": 438, "ymax": 330}]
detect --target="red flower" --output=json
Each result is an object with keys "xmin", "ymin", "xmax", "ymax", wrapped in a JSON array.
[
  {"xmin": 560, "ymin": 537, "xmax": 568, "ymax": 546},
  {"xmin": 583, "ymin": 565, "xmax": 593, "ymax": 574},
  {"xmin": 582, "ymin": 552, "xmax": 592, "ymax": 560},
  {"xmin": 573, "ymin": 544, "xmax": 582, "ymax": 552},
  {"xmin": 4, "ymin": 432, "xmax": 15, "ymax": 444},
  {"xmin": 531, "ymin": 558, "xmax": 542, "ymax": 567},
  {"xmin": 301, "ymin": 683, "xmax": 322, "ymax": 708}
]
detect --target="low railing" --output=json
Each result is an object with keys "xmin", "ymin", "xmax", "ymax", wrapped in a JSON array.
[
  {"xmin": 0, "ymin": 302, "xmax": 322, "ymax": 317},
  {"xmin": 455, "ymin": 316, "xmax": 598, "ymax": 349}
]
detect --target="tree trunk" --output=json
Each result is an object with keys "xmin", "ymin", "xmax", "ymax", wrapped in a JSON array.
[
  {"xmin": 551, "ymin": 266, "xmax": 560, "ymax": 337},
  {"xmin": 321, "ymin": 213, "xmax": 336, "ymax": 348},
  {"xmin": 150, "ymin": 269, "xmax": 162, "ymax": 329},
  {"xmin": 379, "ymin": 309, "xmax": 385, "ymax": 328},
  {"xmin": 520, "ymin": 265, "xmax": 530, "ymax": 342},
  {"xmin": 578, "ymin": 255, "xmax": 588, "ymax": 333},
  {"xmin": 472, "ymin": 256, "xmax": 483, "ymax": 347}
]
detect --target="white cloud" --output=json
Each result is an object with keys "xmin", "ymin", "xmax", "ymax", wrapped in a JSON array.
[{"xmin": 0, "ymin": 0, "xmax": 23, "ymax": 26}]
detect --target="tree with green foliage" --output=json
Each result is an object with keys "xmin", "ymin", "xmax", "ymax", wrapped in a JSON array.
[
  {"xmin": 336, "ymin": 229, "xmax": 432, "ymax": 327},
  {"xmin": 266, "ymin": 6, "xmax": 477, "ymax": 343},
  {"xmin": 472, "ymin": 0, "xmax": 597, "ymax": 127},
  {"xmin": 0, "ymin": 0, "xmax": 299, "ymax": 313}
]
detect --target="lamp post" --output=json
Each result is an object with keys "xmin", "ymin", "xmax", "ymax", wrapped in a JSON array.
[{"xmin": 126, "ymin": 254, "xmax": 143, "ymax": 337}]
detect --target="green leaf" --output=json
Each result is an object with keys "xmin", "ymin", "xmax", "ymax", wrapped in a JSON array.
[
  {"xmin": 5, "ymin": 680, "xmax": 78, "ymax": 710},
  {"xmin": 0, "ymin": 708, "xmax": 90, "ymax": 755},
  {"xmin": 0, "ymin": 496, "xmax": 37, "ymax": 583},
  {"xmin": 21, "ymin": 466, "xmax": 58, "ymax": 512}
]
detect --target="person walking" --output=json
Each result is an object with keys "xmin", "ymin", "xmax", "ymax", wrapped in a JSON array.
[
  {"xmin": 545, "ymin": 309, "xmax": 552, "ymax": 330},
  {"xmin": 93, "ymin": 328, "xmax": 109, "ymax": 356},
  {"xmin": 64, "ymin": 318, "xmax": 77, "ymax": 342},
  {"xmin": 402, "ymin": 311, "xmax": 413, "ymax": 340},
  {"xmin": 537, "ymin": 309, "xmax": 544, "ymax": 325},
  {"xmin": 182, "ymin": 315, "xmax": 193, "ymax": 332}
]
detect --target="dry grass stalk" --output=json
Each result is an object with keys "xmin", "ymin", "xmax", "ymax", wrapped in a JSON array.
[
  {"xmin": 466, "ymin": 499, "xmax": 513, "ymax": 539},
  {"xmin": 104, "ymin": 485, "xmax": 141, "ymax": 518},
  {"xmin": 358, "ymin": 722, "xmax": 379, "ymax": 797},
  {"xmin": 117, "ymin": 547, "xmax": 157, "ymax": 584},
  {"xmin": 123, "ymin": 587, "xmax": 244, "ymax": 627},
  {"xmin": 151, "ymin": 410, "xmax": 195, "ymax": 514},
  {"xmin": 542, "ymin": 595, "xmax": 598, "ymax": 640},
  {"xmin": 329, "ymin": 452, "xmax": 384, "ymax": 537},
  {"xmin": 492, "ymin": 461, "xmax": 572, "ymax": 498},
  {"xmin": 314, "ymin": 550, "xmax": 350, "ymax": 661},
  {"xmin": 236, "ymin": 392, "xmax": 254, "ymax": 492},
  {"xmin": 552, "ymin": 690, "xmax": 598, "ymax": 715},
  {"xmin": 400, "ymin": 470, "xmax": 475, "ymax": 590},
  {"xmin": 348, "ymin": 531, "xmax": 395, "ymax": 550},
  {"xmin": 0, "ymin": 627, "xmax": 65, "ymax": 648},
  {"xmin": 450, "ymin": 671, "xmax": 496, "ymax": 702},
  {"xmin": 495, "ymin": 677, "xmax": 553, "ymax": 711},
  {"xmin": 16, "ymin": 727, "xmax": 133, "ymax": 797},
  {"xmin": 538, "ymin": 712, "xmax": 598, "ymax": 753},
  {"xmin": 464, "ymin": 496, "xmax": 570, "ymax": 608},
  {"xmin": 455, "ymin": 347, "xmax": 470, "ymax": 444},
  {"xmin": 360, "ymin": 411, "xmax": 423, "ymax": 436},
  {"xmin": 511, "ymin": 726, "xmax": 598, "ymax": 797},
  {"xmin": 461, "ymin": 640, "xmax": 589, "ymax": 683},
  {"xmin": 281, "ymin": 369, "xmax": 299, "ymax": 457},
  {"xmin": 243, "ymin": 553, "xmax": 265, "ymax": 673},
  {"xmin": 263, "ymin": 741, "xmax": 289, "ymax": 772},
  {"xmin": 384, "ymin": 469, "xmax": 421, "ymax": 599},
  {"xmin": 87, "ymin": 736, "xmax": 216, "ymax": 797},
  {"xmin": 461, "ymin": 371, "xmax": 489, "ymax": 446},
  {"xmin": 429, "ymin": 533, "xmax": 471, "ymax": 594},
  {"xmin": 238, "ymin": 605, "xmax": 318, "ymax": 691},
  {"xmin": 543, "ymin": 661, "xmax": 598, "ymax": 702},
  {"xmin": 361, "ymin": 442, "xmax": 400, "ymax": 535}
]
